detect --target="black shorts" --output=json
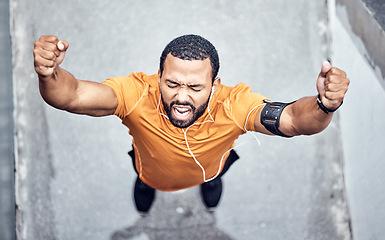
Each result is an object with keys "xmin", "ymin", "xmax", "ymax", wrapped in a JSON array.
[{"xmin": 128, "ymin": 147, "xmax": 239, "ymax": 180}]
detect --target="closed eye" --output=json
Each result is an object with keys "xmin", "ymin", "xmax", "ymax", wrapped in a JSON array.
[
  {"xmin": 166, "ymin": 79, "xmax": 180, "ymax": 88},
  {"xmin": 167, "ymin": 83, "xmax": 178, "ymax": 88},
  {"xmin": 189, "ymin": 86, "xmax": 202, "ymax": 92},
  {"xmin": 165, "ymin": 79, "xmax": 204, "ymax": 92},
  {"xmin": 188, "ymin": 84, "xmax": 204, "ymax": 92}
]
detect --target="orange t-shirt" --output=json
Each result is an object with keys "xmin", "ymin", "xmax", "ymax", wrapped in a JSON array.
[{"xmin": 102, "ymin": 72, "xmax": 266, "ymax": 191}]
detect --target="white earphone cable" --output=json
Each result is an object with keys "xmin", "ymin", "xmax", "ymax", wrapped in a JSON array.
[{"xmin": 157, "ymin": 87, "xmax": 263, "ymax": 183}]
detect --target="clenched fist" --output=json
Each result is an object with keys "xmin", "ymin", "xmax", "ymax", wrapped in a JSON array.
[
  {"xmin": 33, "ymin": 35, "xmax": 69, "ymax": 78},
  {"xmin": 316, "ymin": 61, "xmax": 350, "ymax": 111}
]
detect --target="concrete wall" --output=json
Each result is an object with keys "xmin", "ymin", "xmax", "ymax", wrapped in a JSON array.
[
  {"xmin": 331, "ymin": 0, "xmax": 385, "ymax": 239},
  {"xmin": 0, "ymin": 0, "xmax": 16, "ymax": 239}
]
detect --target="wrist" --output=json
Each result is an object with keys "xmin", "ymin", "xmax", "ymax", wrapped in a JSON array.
[
  {"xmin": 316, "ymin": 94, "xmax": 342, "ymax": 114},
  {"xmin": 38, "ymin": 67, "xmax": 60, "ymax": 82}
]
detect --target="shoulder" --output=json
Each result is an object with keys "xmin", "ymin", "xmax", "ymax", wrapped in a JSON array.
[
  {"xmin": 220, "ymin": 82, "xmax": 253, "ymax": 92},
  {"xmin": 219, "ymin": 83, "xmax": 262, "ymax": 101},
  {"xmin": 230, "ymin": 83, "xmax": 253, "ymax": 94},
  {"xmin": 103, "ymin": 72, "xmax": 158, "ymax": 91},
  {"xmin": 218, "ymin": 83, "xmax": 267, "ymax": 131},
  {"xmin": 116, "ymin": 72, "xmax": 155, "ymax": 85},
  {"xmin": 101, "ymin": 72, "xmax": 158, "ymax": 119},
  {"xmin": 129, "ymin": 72, "xmax": 158, "ymax": 83}
]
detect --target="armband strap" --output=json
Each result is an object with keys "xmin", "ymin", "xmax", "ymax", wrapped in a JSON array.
[{"xmin": 260, "ymin": 99, "xmax": 295, "ymax": 138}]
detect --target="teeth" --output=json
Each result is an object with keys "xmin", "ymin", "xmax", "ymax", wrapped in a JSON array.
[
  {"xmin": 174, "ymin": 107, "xmax": 191, "ymax": 117},
  {"xmin": 176, "ymin": 107, "xmax": 189, "ymax": 113}
]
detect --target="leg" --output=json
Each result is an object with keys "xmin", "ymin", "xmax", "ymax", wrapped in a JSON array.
[
  {"xmin": 133, "ymin": 176, "xmax": 155, "ymax": 216},
  {"xmin": 200, "ymin": 177, "xmax": 223, "ymax": 211},
  {"xmin": 200, "ymin": 149, "xmax": 239, "ymax": 211},
  {"xmin": 128, "ymin": 148, "xmax": 156, "ymax": 216}
]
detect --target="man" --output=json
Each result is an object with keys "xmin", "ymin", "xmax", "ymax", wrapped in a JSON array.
[{"xmin": 33, "ymin": 34, "xmax": 349, "ymax": 215}]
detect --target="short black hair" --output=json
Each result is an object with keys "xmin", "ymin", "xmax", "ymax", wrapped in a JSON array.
[{"xmin": 159, "ymin": 34, "xmax": 220, "ymax": 83}]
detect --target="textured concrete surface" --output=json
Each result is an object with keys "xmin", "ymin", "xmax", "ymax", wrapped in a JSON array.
[
  {"xmin": 0, "ymin": 0, "xmax": 15, "ymax": 239},
  {"xmin": 331, "ymin": 0, "xmax": 385, "ymax": 239},
  {"xmin": 363, "ymin": 0, "xmax": 385, "ymax": 29},
  {"xmin": 11, "ymin": 0, "xmax": 351, "ymax": 239},
  {"xmin": 337, "ymin": 0, "xmax": 385, "ymax": 90}
]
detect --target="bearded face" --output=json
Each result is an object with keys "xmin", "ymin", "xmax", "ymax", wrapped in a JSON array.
[
  {"xmin": 161, "ymin": 94, "xmax": 209, "ymax": 128},
  {"xmin": 158, "ymin": 54, "xmax": 220, "ymax": 128}
]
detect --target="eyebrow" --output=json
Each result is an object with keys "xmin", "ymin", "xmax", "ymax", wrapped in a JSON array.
[
  {"xmin": 188, "ymin": 83, "xmax": 204, "ymax": 88},
  {"xmin": 165, "ymin": 79, "xmax": 179, "ymax": 85},
  {"xmin": 165, "ymin": 79, "xmax": 205, "ymax": 88}
]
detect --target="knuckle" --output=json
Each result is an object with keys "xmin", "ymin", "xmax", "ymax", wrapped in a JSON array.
[
  {"xmin": 329, "ymin": 75, "xmax": 340, "ymax": 83},
  {"xmin": 47, "ymin": 60, "xmax": 55, "ymax": 67},
  {"xmin": 328, "ymin": 68, "xmax": 336, "ymax": 76},
  {"xmin": 39, "ymin": 35, "xmax": 58, "ymax": 43},
  {"xmin": 329, "ymin": 67, "xmax": 343, "ymax": 77},
  {"xmin": 49, "ymin": 35, "xmax": 59, "ymax": 43},
  {"xmin": 47, "ymin": 51, "xmax": 55, "ymax": 59},
  {"xmin": 325, "ymin": 76, "xmax": 332, "ymax": 84},
  {"xmin": 34, "ymin": 54, "xmax": 43, "ymax": 63},
  {"xmin": 35, "ymin": 65, "xmax": 44, "ymax": 74},
  {"xmin": 34, "ymin": 40, "xmax": 44, "ymax": 49},
  {"xmin": 332, "ymin": 67, "xmax": 340, "ymax": 73}
]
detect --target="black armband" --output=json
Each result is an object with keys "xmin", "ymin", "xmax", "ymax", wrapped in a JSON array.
[{"xmin": 260, "ymin": 99, "xmax": 295, "ymax": 138}]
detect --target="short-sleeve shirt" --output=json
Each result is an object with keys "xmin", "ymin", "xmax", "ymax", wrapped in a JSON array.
[{"xmin": 102, "ymin": 72, "xmax": 266, "ymax": 191}]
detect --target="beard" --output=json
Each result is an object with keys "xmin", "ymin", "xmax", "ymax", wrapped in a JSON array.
[{"xmin": 161, "ymin": 94, "xmax": 209, "ymax": 128}]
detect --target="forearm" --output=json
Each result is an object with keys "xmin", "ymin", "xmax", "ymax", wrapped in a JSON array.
[
  {"xmin": 255, "ymin": 62, "xmax": 348, "ymax": 137},
  {"xmin": 34, "ymin": 35, "xmax": 118, "ymax": 116},
  {"xmin": 38, "ymin": 66, "xmax": 79, "ymax": 110},
  {"xmin": 281, "ymin": 96, "xmax": 333, "ymax": 136}
]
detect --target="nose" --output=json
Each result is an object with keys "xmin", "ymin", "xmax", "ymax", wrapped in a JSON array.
[{"xmin": 176, "ymin": 87, "xmax": 190, "ymax": 103}]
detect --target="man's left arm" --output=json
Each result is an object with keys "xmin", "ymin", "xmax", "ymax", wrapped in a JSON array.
[{"xmin": 254, "ymin": 61, "xmax": 350, "ymax": 136}]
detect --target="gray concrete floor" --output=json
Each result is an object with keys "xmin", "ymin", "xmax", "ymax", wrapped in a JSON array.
[{"xmin": 10, "ymin": 0, "xmax": 351, "ymax": 239}]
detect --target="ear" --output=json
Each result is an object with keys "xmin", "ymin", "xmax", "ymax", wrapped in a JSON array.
[
  {"xmin": 212, "ymin": 77, "xmax": 221, "ymax": 93},
  {"xmin": 158, "ymin": 69, "xmax": 161, "ymax": 84}
]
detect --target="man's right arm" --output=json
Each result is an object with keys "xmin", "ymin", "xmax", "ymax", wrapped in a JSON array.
[{"xmin": 33, "ymin": 35, "xmax": 118, "ymax": 116}]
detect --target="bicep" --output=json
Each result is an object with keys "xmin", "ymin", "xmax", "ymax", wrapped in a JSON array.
[{"xmin": 67, "ymin": 80, "xmax": 118, "ymax": 116}]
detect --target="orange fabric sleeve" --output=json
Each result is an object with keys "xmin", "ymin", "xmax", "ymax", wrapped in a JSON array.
[
  {"xmin": 225, "ymin": 83, "xmax": 267, "ymax": 132},
  {"xmin": 102, "ymin": 72, "xmax": 148, "ymax": 119}
]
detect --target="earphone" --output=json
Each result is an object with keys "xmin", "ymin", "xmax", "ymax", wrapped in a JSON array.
[{"xmin": 207, "ymin": 87, "xmax": 215, "ymax": 115}]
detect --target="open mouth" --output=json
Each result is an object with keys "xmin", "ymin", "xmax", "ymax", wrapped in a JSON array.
[{"xmin": 172, "ymin": 105, "xmax": 192, "ymax": 121}]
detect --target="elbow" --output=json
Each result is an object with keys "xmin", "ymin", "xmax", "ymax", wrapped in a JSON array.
[
  {"xmin": 40, "ymin": 92, "xmax": 76, "ymax": 112},
  {"xmin": 291, "ymin": 119, "xmax": 332, "ymax": 136}
]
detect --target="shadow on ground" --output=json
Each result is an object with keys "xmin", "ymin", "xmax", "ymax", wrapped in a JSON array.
[{"xmin": 110, "ymin": 188, "xmax": 233, "ymax": 240}]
